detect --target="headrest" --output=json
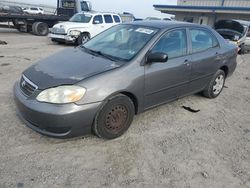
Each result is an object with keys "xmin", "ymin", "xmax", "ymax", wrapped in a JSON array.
[{"xmin": 195, "ymin": 34, "xmax": 209, "ymax": 43}]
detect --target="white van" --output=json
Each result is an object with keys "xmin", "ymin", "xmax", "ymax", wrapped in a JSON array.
[{"xmin": 49, "ymin": 11, "xmax": 122, "ymax": 45}]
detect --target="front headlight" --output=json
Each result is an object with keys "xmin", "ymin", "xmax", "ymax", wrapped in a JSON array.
[
  {"xmin": 69, "ymin": 30, "xmax": 81, "ymax": 36},
  {"xmin": 36, "ymin": 86, "xmax": 86, "ymax": 104}
]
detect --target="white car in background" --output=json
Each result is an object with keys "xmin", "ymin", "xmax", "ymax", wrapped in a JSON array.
[
  {"xmin": 23, "ymin": 7, "xmax": 44, "ymax": 15},
  {"xmin": 49, "ymin": 11, "xmax": 122, "ymax": 45}
]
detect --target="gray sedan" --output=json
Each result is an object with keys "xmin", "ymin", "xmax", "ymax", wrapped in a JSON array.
[{"xmin": 14, "ymin": 21, "xmax": 237, "ymax": 139}]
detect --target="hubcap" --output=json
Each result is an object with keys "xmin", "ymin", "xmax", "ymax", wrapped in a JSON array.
[
  {"xmin": 213, "ymin": 75, "xmax": 224, "ymax": 95},
  {"xmin": 105, "ymin": 105, "xmax": 128, "ymax": 133}
]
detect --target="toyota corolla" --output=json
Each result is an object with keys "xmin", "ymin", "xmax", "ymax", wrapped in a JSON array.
[{"xmin": 14, "ymin": 21, "xmax": 237, "ymax": 139}]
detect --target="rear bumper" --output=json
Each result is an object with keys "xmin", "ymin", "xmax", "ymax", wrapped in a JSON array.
[{"xmin": 14, "ymin": 82, "xmax": 101, "ymax": 138}]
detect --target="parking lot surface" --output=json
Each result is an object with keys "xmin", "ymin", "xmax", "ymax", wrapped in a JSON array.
[{"xmin": 0, "ymin": 29, "xmax": 250, "ymax": 188}]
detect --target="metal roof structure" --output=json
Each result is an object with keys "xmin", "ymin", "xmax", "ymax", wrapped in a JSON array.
[{"xmin": 153, "ymin": 5, "xmax": 250, "ymax": 14}]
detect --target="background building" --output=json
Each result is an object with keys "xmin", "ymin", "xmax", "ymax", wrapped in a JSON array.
[{"xmin": 154, "ymin": 0, "xmax": 250, "ymax": 26}]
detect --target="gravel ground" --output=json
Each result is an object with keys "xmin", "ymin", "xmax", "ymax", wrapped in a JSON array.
[{"xmin": 0, "ymin": 29, "xmax": 250, "ymax": 188}]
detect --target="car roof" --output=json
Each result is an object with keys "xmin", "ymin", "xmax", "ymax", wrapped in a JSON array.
[
  {"xmin": 127, "ymin": 20, "xmax": 209, "ymax": 30},
  {"xmin": 80, "ymin": 11, "xmax": 119, "ymax": 16}
]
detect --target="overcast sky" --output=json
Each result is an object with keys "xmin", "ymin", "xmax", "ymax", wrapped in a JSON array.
[{"xmin": 12, "ymin": 0, "xmax": 177, "ymax": 18}]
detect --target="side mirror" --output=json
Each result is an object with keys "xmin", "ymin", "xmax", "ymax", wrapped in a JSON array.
[
  {"xmin": 93, "ymin": 20, "xmax": 100, "ymax": 24},
  {"xmin": 146, "ymin": 52, "xmax": 168, "ymax": 64}
]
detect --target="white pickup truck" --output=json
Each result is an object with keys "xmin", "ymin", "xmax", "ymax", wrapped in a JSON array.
[{"xmin": 49, "ymin": 11, "xmax": 122, "ymax": 45}]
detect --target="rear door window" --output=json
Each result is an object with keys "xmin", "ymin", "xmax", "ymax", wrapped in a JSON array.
[
  {"xmin": 104, "ymin": 15, "xmax": 113, "ymax": 23},
  {"xmin": 190, "ymin": 29, "xmax": 219, "ymax": 53}
]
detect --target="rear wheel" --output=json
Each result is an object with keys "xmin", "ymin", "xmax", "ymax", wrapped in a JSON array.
[
  {"xmin": 93, "ymin": 94, "xmax": 135, "ymax": 139},
  {"xmin": 203, "ymin": 70, "xmax": 225, "ymax": 98}
]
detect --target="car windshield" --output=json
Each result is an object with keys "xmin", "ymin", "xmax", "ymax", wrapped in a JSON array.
[
  {"xmin": 69, "ymin": 13, "xmax": 92, "ymax": 23},
  {"xmin": 82, "ymin": 24, "xmax": 159, "ymax": 61}
]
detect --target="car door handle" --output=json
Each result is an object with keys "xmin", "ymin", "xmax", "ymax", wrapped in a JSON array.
[{"xmin": 215, "ymin": 52, "xmax": 222, "ymax": 61}]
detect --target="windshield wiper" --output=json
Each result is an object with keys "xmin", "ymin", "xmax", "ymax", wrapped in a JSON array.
[
  {"xmin": 94, "ymin": 51, "xmax": 118, "ymax": 62},
  {"xmin": 81, "ymin": 46, "xmax": 117, "ymax": 62}
]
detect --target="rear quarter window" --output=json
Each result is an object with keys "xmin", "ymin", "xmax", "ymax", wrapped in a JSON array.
[
  {"xmin": 113, "ymin": 15, "xmax": 121, "ymax": 23},
  {"xmin": 104, "ymin": 15, "xmax": 113, "ymax": 23}
]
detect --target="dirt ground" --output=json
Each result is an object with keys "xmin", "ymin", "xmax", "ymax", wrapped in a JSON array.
[{"xmin": 0, "ymin": 28, "xmax": 249, "ymax": 188}]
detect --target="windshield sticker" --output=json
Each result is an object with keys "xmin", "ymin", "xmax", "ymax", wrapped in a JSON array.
[
  {"xmin": 135, "ymin": 28, "xmax": 154, "ymax": 35},
  {"xmin": 83, "ymin": 14, "xmax": 91, "ymax": 18}
]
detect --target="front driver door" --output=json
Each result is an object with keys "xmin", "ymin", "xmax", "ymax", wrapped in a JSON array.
[
  {"xmin": 144, "ymin": 28, "xmax": 192, "ymax": 109},
  {"xmin": 91, "ymin": 15, "xmax": 105, "ymax": 37}
]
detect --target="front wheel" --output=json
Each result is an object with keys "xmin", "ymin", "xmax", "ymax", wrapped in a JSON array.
[
  {"xmin": 203, "ymin": 70, "xmax": 225, "ymax": 98},
  {"xmin": 93, "ymin": 94, "xmax": 135, "ymax": 139},
  {"xmin": 77, "ymin": 33, "xmax": 90, "ymax": 45},
  {"xmin": 239, "ymin": 44, "xmax": 246, "ymax": 55}
]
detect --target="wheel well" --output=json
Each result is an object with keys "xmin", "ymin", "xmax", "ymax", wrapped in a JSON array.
[
  {"xmin": 220, "ymin": 66, "xmax": 229, "ymax": 77},
  {"xmin": 120, "ymin": 92, "xmax": 138, "ymax": 114},
  {"xmin": 81, "ymin": 32, "xmax": 90, "ymax": 38}
]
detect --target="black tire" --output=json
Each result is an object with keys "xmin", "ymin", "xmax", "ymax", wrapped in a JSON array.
[
  {"xmin": 32, "ymin": 22, "xmax": 49, "ymax": 36},
  {"xmin": 203, "ymin": 70, "xmax": 226, "ymax": 99},
  {"xmin": 93, "ymin": 94, "xmax": 135, "ymax": 139},
  {"xmin": 32, "ymin": 22, "xmax": 39, "ymax": 34},
  {"xmin": 239, "ymin": 44, "xmax": 246, "ymax": 55},
  {"xmin": 77, "ymin": 33, "xmax": 90, "ymax": 45}
]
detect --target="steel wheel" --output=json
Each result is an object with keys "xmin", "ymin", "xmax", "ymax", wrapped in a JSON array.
[
  {"xmin": 213, "ymin": 75, "xmax": 224, "ymax": 95},
  {"xmin": 104, "ymin": 104, "xmax": 128, "ymax": 134},
  {"xmin": 93, "ymin": 94, "xmax": 135, "ymax": 139}
]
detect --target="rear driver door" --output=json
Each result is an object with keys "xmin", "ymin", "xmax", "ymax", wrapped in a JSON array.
[
  {"xmin": 185, "ymin": 28, "xmax": 221, "ymax": 95},
  {"xmin": 92, "ymin": 15, "xmax": 105, "ymax": 37}
]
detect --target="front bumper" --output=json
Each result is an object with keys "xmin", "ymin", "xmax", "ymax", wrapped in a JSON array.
[
  {"xmin": 48, "ymin": 33, "xmax": 78, "ymax": 44},
  {"xmin": 14, "ymin": 82, "xmax": 101, "ymax": 138}
]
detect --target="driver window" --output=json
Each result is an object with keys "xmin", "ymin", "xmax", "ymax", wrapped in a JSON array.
[
  {"xmin": 151, "ymin": 29, "xmax": 187, "ymax": 59},
  {"xmin": 93, "ymin": 15, "xmax": 103, "ymax": 24}
]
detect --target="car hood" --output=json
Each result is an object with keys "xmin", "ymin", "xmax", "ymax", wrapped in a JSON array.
[
  {"xmin": 215, "ymin": 20, "xmax": 245, "ymax": 35},
  {"xmin": 23, "ymin": 47, "xmax": 122, "ymax": 90},
  {"xmin": 54, "ymin": 22, "xmax": 89, "ymax": 31}
]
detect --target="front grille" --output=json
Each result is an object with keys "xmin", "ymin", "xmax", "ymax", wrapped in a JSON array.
[
  {"xmin": 20, "ymin": 75, "xmax": 38, "ymax": 96},
  {"xmin": 51, "ymin": 27, "xmax": 66, "ymax": 34}
]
